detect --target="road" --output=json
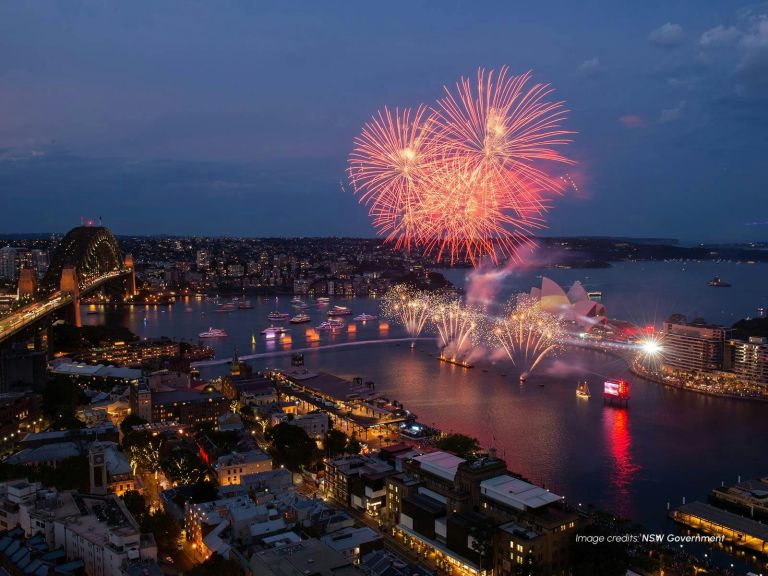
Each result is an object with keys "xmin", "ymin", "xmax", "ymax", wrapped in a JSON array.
[{"xmin": 0, "ymin": 270, "xmax": 128, "ymax": 341}]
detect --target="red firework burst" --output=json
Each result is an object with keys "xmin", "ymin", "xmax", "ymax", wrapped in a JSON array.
[{"xmin": 347, "ymin": 67, "xmax": 575, "ymax": 265}]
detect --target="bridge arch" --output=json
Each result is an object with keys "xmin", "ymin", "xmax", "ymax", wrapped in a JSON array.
[{"xmin": 41, "ymin": 226, "xmax": 123, "ymax": 293}]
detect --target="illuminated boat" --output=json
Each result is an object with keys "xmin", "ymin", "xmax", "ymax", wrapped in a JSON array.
[
  {"xmin": 353, "ymin": 313, "xmax": 377, "ymax": 322},
  {"xmin": 199, "ymin": 327, "xmax": 227, "ymax": 338},
  {"xmin": 328, "ymin": 305, "xmax": 352, "ymax": 317},
  {"xmin": 708, "ymin": 276, "xmax": 731, "ymax": 287},
  {"xmin": 261, "ymin": 325, "xmax": 289, "ymax": 339},
  {"xmin": 268, "ymin": 311, "xmax": 290, "ymax": 321},
  {"xmin": 215, "ymin": 303, "xmax": 236, "ymax": 312},
  {"xmin": 238, "ymin": 300, "xmax": 254, "ymax": 309},
  {"xmin": 290, "ymin": 313, "xmax": 311, "ymax": 324},
  {"xmin": 316, "ymin": 319, "xmax": 344, "ymax": 331},
  {"xmin": 316, "ymin": 297, "xmax": 330, "ymax": 305},
  {"xmin": 576, "ymin": 381, "xmax": 591, "ymax": 399}
]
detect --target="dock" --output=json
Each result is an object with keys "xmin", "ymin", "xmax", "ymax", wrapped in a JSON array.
[{"xmin": 670, "ymin": 501, "xmax": 768, "ymax": 555}]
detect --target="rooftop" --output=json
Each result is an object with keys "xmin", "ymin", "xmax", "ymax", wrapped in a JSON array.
[
  {"xmin": 413, "ymin": 451, "xmax": 465, "ymax": 482},
  {"xmin": 480, "ymin": 475, "xmax": 562, "ymax": 511},
  {"xmin": 675, "ymin": 501, "xmax": 768, "ymax": 541}
]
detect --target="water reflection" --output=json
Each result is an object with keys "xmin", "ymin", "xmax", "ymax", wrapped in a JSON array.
[{"xmin": 603, "ymin": 406, "xmax": 641, "ymax": 517}]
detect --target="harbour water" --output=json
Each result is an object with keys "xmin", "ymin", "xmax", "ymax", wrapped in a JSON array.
[{"xmin": 84, "ymin": 261, "xmax": 768, "ymax": 547}]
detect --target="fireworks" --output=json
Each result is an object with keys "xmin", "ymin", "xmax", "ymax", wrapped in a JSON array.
[
  {"xmin": 430, "ymin": 297, "xmax": 480, "ymax": 360},
  {"xmin": 492, "ymin": 293, "xmax": 565, "ymax": 378},
  {"xmin": 348, "ymin": 67, "xmax": 574, "ymax": 266},
  {"xmin": 381, "ymin": 284, "xmax": 433, "ymax": 339}
]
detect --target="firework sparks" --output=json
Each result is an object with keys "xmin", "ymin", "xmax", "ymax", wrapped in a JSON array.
[
  {"xmin": 430, "ymin": 297, "xmax": 480, "ymax": 360},
  {"xmin": 348, "ymin": 106, "xmax": 434, "ymax": 250},
  {"xmin": 381, "ymin": 284, "xmax": 433, "ymax": 339},
  {"xmin": 492, "ymin": 293, "xmax": 565, "ymax": 377},
  {"xmin": 347, "ymin": 67, "xmax": 574, "ymax": 266}
]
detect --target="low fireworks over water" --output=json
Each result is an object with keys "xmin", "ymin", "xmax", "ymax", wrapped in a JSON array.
[
  {"xmin": 431, "ymin": 298, "xmax": 481, "ymax": 361},
  {"xmin": 380, "ymin": 284, "xmax": 433, "ymax": 340},
  {"xmin": 492, "ymin": 293, "xmax": 566, "ymax": 379},
  {"xmin": 348, "ymin": 67, "xmax": 575, "ymax": 266},
  {"xmin": 382, "ymin": 284, "xmax": 567, "ymax": 377}
]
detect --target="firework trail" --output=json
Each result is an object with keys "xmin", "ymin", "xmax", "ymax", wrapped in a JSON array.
[
  {"xmin": 347, "ymin": 67, "xmax": 574, "ymax": 266},
  {"xmin": 430, "ymin": 297, "xmax": 480, "ymax": 360},
  {"xmin": 348, "ymin": 106, "xmax": 434, "ymax": 250},
  {"xmin": 381, "ymin": 284, "xmax": 434, "ymax": 340},
  {"xmin": 492, "ymin": 293, "xmax": 565, "ymax": 378}
]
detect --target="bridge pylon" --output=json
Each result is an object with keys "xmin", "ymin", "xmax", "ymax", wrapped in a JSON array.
[
  {"xmin": 61, "ymin": 266, "xmax": 81, "ymax": 328},
  {"xmin": 124, "ymin": 253, "xmax": 136, "ymax": 297}
]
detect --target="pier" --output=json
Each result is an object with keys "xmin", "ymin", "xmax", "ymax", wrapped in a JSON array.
[{"xmin": 670, "ymin": 501, "xmax": 768, "ymax": 556}]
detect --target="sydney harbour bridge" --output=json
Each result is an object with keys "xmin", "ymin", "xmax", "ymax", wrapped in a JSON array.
[{"xmin": 0, "ymin": 225, "xmax": 135, "ymax": 347}]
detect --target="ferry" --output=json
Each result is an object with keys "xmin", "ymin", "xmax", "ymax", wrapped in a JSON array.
[
  {"xmin": 316, "ymin": 319, "xmax": 345, "ymax": 331},
  {"xmin": 328, "ymin": 305, "xmax": 352, "ymax": 317},
  {"xmin": 354, "ymin": 313, "xmax": 377, "ymax": 322},
  {"xmin": 290, "ymin": 312, "xmax": 311, "ymax": 324},
  {"xmin": 268, "ymin": 296, "xmax": 290, "ymax": 321},
  {"xmin": 708, "ymin": 276, "xmax": 732, "ymax": 287},
  {"xmin": 261, "ymin": 325, "xmax": 289, "ymax": 339},
  {"xmin": 576, "ymin": 381, "xmax": 591, "ymax": 399},
  {"xmin": 268, "ymin": 311, "xmax": 291, "ymax": 321},
  {"xmin": 199, "ymin": 327, "xmax": 227, "ymax": 338}
]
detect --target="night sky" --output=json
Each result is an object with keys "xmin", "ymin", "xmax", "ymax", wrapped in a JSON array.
[{"xmin": 0, "ymin": 1, "xmax": 766, "ymax": 241}]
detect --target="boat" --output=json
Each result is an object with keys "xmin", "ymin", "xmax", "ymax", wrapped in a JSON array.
[
  {"xmin": 261, "ymin": 325, "xmax": 289, "ymax": 339},
  {"xmin": 268, "ymin": 311, "xmax": 290, "ymax": 321},
  {"xmin": 291, "ymin": 299, "xmax": 308, "ymax": 309},
  {"xmin": 316, "ymin": 297, "xmax": 330, "ymax": 305},
  {"xmin": 708, "ymin": 276, "xmax": 732, "ymax": 287},
  {"xmin": 290, "ymin": 313, "xmax": 311, "ymax": 324},
  {"xmin": 238, "ymin": 300, "xmax": 254, "ymax": 309},
  {"xmin": 354, "ymin": 313, "xmax": 377, "ymax": 322},
  {"xmin": 291, "ymin": 296, "xmax": 305, "ymax": 304},
  {"xmin": 199, "ymin": 327, "xmax": 227, "ymax": 338},
  {"xmin": 328, "ymin": 305, "xmax": 352, "ymax": 317},
  {"xmin": 576, "ymin": 381, "xmax": 591, "ymax": 399},
  {"xmin": 316, "ymin": 319, "xmax": 345, "ymax": 331},
  {"xmin": 215, "ymin": 303, "xmax": 236, "ymax": 312},
  {"xmin": 268, "ymin": 296, "xmax": 290, "ymax": 320}
]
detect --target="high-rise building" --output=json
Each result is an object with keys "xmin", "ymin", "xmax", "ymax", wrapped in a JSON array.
[
  {"xmin": 662, "ymin": 316, "xmax": 726, "ymax": 372},
  {"xmin": 725, "ymin": 337, "xmax": 768, "ymax": 386},
  {"xmin": 0, "ymin": 246, "xmax": 18, "ymax": 280},
  {"xmin": 31, "ymin": 249, "xmax": 49, "ymax": 278},
  {"xmin": 196, "ymin": 249, "xmax": 209, "ymax": 270}
]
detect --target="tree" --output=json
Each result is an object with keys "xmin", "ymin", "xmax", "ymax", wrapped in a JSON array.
[
  {"xmin": 346, "ymin": 434, "xmax": 362, "ymax": 455},
  {"xmin": 187, "ymin": 553, "xmax": 241, "ymax": 576},
  {"xmin": 265, "ymin": 423, "xmax": 321, "ymax": 471},
  {"xmin": 144, "ymin": 509, "xmax": 181, "ymax": 550},
  {"xmin": 434, "ymin": 433, "xmax": 480, "ymax": 459},
  {"xmin": 469, "ymin": 518, "xmax": 496, "ymax": 572},
  {"xmin": 122, "ymin": 490, "xmax": 148, "ymax": 525},
  {"xmin": 120, "ymin": 414, "xmax": 148, "ymax": 437},
  {"xmin": 325, "ymin": 429, "xmax": 349, "ymax": 458},
  {"xmin": 190, "ymin": 480, "xmax": 218, "ymax": 503}
]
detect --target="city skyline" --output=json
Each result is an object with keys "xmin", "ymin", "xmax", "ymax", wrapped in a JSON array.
[{"xmin": 0, "ymin": 1, "xmax": 766, "ymax": 242}]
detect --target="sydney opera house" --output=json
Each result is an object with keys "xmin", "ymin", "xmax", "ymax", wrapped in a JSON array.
[{"xmin": 530, "ymin": 277, "xmax": 607, "ymax": 330}]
